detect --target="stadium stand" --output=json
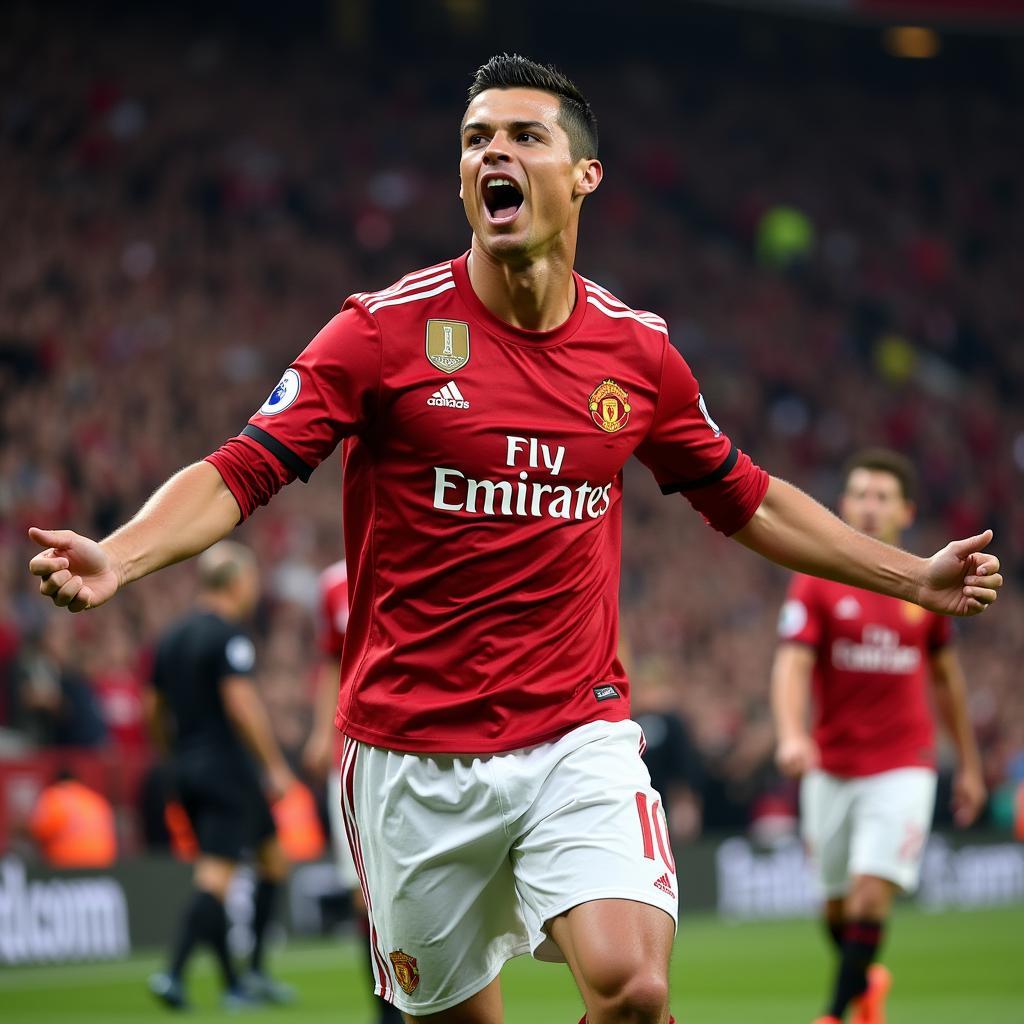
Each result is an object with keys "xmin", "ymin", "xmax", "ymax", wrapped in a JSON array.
[{"xmin": 1, "ymin": 2, "xmax": 1021, "ymax": 848}]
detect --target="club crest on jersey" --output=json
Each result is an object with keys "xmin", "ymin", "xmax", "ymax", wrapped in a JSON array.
[
  {"xmin": 588, "ymin": 379, "xmax": 631, "ymax": 433},
  {"xmin": 425, "ymin": 319, "xmax": 470, "ymax": 373},
  {"xmin": 388, "ymin": 949, "xmax": 420, "ymax": 995},
  {"xmin": 259, "ymin": 368, "xmax": 301, "ymax": 416}
]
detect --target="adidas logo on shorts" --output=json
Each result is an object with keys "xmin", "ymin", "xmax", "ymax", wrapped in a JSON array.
[
  {"xmin": 427, "ymin": 381, "xmax": 469, "ymax": 410},
  {"xmin": 654, "ymin": 873, "xmax": 675, "ymax": 898}
]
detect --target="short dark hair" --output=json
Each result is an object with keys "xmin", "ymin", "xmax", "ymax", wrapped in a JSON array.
[
  {"xmin": 842, "ymin": 448, "xmax": 918, "ymax": 503},
  {"xmin": 466, "ymin": 54, "xmax": 598, "ymax": 162}
]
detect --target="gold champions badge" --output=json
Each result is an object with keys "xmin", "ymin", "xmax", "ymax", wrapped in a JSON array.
[
  {"xmin": 388, "ymin": 949, "xmax": 420, "ymax": 995},
  {"xmin": 425, "ymin": 319, "xmax": 470, "ymax": 373},
  {"xmin": 588, "ymin": 379, "xmax": 631, "ymax": 433}
]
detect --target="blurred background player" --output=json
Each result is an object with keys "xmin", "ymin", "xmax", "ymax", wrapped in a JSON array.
[
  {"xmin": 302, "ymin": 558, "xmax": 402, "ymax": 1024},
  {"xmin": 145, "ymin": 541, "xmax": 298, "ymax": 1011},
  {"xmin": 771, "ymin": 449, "xmax": 987, "ymax": 1024}
]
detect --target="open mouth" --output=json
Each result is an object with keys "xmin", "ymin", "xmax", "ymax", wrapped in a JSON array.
[{"xmin": 482, "ymin": 177, "xmax": 524, "ymax": 223}]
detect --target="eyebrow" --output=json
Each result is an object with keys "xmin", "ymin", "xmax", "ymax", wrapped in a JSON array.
[{"xmin": 461, "ymin": 119, "xmax": 551, "ymax": 137}]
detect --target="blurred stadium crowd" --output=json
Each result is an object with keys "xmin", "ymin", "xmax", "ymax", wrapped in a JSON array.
[{"xmin": 1, "ymin": 5, "xmax": 1021, "ymax": 851}]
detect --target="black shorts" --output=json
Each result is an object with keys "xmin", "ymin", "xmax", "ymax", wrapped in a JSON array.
[{"xmin": 172, "ymin": 751, "xmax": 276, "ymax": 860}]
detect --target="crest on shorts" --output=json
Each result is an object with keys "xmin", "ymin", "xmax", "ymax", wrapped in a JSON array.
[
  {"xmin": 426, "ymin": 319, "xmax": 470, "ymax": 373},
  {"xmin": 388, "ymin": 949, "xmax": 420, "ymax": 995},
  {"xmin": 588, "ymin": 379, "xmax": 631, "ymax": 433}
]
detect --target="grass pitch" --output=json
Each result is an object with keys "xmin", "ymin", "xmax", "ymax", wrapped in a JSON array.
[{"xmin": 2, "ymin": 906, "xmax": 1021, "ymax": 1023}]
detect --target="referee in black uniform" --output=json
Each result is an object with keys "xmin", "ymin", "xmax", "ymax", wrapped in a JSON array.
[{"xmin": 145, "ymin": 541, "xmax": 296, "ymax": 1011}]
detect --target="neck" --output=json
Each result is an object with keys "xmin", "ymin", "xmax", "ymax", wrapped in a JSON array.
[
  {"xmin": 199, "ymin": 592, "xmax": 240, "ymax": 622},
  {"xmin": 467, "ymin": 238, "xmax": 577, "ymax": 332}
]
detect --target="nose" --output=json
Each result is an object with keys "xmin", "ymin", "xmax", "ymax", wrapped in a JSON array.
[{"xmin": 482, "ymin": 133, "xmax": 512, "ymax": 164}]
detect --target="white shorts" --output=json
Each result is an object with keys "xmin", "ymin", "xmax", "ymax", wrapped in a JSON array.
[
  {"xmin": 800, "ymin": 767, "xmax": 937, "ymax": 898},
  {"xmin": 338, "ymin": 719, "xmax": 679, "ymax": 1015},
  {"xmin": 326, "ymin": 770, "xmax": 360, "ymax": 890}
]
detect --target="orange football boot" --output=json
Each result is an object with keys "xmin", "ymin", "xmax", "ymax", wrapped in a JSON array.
[
  {"xmin": 811, "ymin": 1017, "xmax": 842, "ymax": 1024},
  {"xmin": 851, "ymin": 963, "xmax": 892, "ymax": 1024}
]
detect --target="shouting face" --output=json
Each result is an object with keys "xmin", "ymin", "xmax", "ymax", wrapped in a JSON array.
[{"xmin": 460, "ymin": 87, "xmax": 601, "ymax": 264}]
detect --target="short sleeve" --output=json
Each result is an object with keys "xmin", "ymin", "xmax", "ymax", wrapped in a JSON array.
[
  {"xmin": 634, "ymin": 343, "xmax": 769, "ymax": 535},
  {"xmin": 241, "ymin": 302, "xmax": 382, "ymax": 480},
  {"xmin": 206, "ymin": 302, "xmax": 381, "ymax": 518},
  {"xmin": 927, "ymin": 611, "xmax": 954, "ymax": 652},
  {"xmin": 777, "ymin": 574, "xmax": 823, "ymax": 648},
  {"xmin": 218, "ymin": 630, "xmax": 256, "ymax": 680}
]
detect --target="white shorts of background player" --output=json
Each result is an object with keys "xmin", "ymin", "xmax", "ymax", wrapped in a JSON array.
[
  {"xmin": 801, "ymin": 766, "xmax": 938, "ymax": 898},
  {"xmin": 338, "ymin": 718, "xmax": 679, "ymax": 1016}
]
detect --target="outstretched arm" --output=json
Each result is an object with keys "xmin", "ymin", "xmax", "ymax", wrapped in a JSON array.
[
  {"xmin": 29, "ymin": 461, "xmax": 240, "ymax": 613},
  {"xmin": 734, "ymin": 477, "xmax": 1002, "ymax": 616}
]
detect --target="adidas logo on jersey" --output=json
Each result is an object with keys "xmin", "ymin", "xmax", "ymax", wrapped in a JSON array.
[
  {"xmin": 653, "ymin": 873, "xmax": 675, "ymax": 898},
  {"xmin": 428, "ymin": 381, "xmax": 470, "ymax": 410}
]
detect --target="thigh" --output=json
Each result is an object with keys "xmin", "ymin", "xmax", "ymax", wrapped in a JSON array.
[
  {"xmin": 512, "ymin": 720, "xmax": 678, "ymax": 964},
  {"xmin": 341, "ymin": 736, "xmax": 529, "ymax": 1017},
  {"xmin": 800, "ymin": 770, "xmax": 854, "ymax": 899},
  {"xmin": 849, "ymin": 767, "xmax": 937, "ymax": 893}
]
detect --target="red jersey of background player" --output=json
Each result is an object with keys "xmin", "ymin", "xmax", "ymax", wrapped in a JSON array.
[
  {"xmin": 208, "ymin": 253, "xmax": 768, "ymax": 753},
  {"xmin": 317, "ymin": 559, "xmax": 348, "ymax": 770},
  {"xmin": 318, "ymin": 559, "xmax": 349, "ymax": 662},
  {"xmin": 778, "ymin": 575, "xmax": 953, "ymax": 777}
]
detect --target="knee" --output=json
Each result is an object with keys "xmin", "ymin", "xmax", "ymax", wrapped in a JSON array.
[
  {"xmin": 847, "ymin": 876, "xmax": 894, "ymax": 920},
  {"xmin": 257, "ymin": 838, "xmax": 289, "ymax": 882},
  {"xmin": 194, "ymin": 857, "xmax": 234, "ymax": 900},
  {"xmin": 585, "ymin": 964, "xmax": 669, "ymax": 1023}
]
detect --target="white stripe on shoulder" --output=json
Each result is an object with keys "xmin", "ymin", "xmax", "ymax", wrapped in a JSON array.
[
  {"xmin": 356, "ymin": 261, "xmax": 453, "ymax": 303},
  {"xmin": 582, "ymin": 281, "xmax": 667, "ymax": 328},
  {"xmin": 367, "ymin": 280, "xmax": 456, "ymax": 315},
  {"xmin": 360, "ymin": 269, "xmax": 452, "ymax": 306},
  {"xmin": 586, "ymin": 295, "xmax": 669, "ymax": 334}
]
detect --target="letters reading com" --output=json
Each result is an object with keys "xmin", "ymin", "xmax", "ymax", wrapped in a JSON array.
[{"xmin": 432, "ymin": 435, "xmax": 614, "ymax": 522}]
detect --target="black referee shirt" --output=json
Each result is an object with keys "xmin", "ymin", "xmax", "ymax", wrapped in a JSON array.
[{"xmin": 152, "ymin": 608, "xmax": 257, "ymax": 760}]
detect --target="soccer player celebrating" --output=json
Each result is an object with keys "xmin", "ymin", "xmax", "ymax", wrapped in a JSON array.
[
  {"xmin": 145, "ymin": 542, "xmax": 297, "ymax": 1011},
  {"xmin": 771, "ymin": 449, "xmax": 988, "ymax": 1024},
  {"xmin": 30, "ymin": 57, "xmax": 1000, "ymax": 1024}
]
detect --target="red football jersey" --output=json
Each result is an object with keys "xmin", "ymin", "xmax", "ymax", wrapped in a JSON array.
[
  {"xmin": 317, "ymin": 559, "xmax": 349, "ymax": 771},
  {"xmin": 318, "ymin": 559, "xmax": 349, "ymax": 660},
  {"xmin": 778, "ymin": 574, "xmax": 953, "ymax": 777},
  {"xmin": 208, "ymin": 253, "xmax": 768, "ymax": 753}
]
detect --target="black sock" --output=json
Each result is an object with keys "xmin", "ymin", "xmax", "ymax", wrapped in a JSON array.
[
  {"xmin": 170, "ymin": 889, "xmax": 238, "ymax": 991},
  {"xmin": 251, "ymin": 879, "xmax": 279, "ymax": 975},
  {"xmin": 828, "ymin": 918, "xmax": 884, "ymax": 1019},
  {"xmin": 826, "ymin": 916, "xmax": 845, "ymax": 952}
]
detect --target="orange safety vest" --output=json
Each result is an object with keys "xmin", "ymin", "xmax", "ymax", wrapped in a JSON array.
[
  {"xmin": 29, "ymin": 780, "xmax": 117, "ymax": 868},
  {"xmin": 272, "ymin": 781, "xmax": 326, "ymax": 862}
]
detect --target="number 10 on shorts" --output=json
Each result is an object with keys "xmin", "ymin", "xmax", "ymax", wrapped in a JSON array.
[{"xmin": 636, "ymin": 792, "xmax": 676, "ymax": 873}]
